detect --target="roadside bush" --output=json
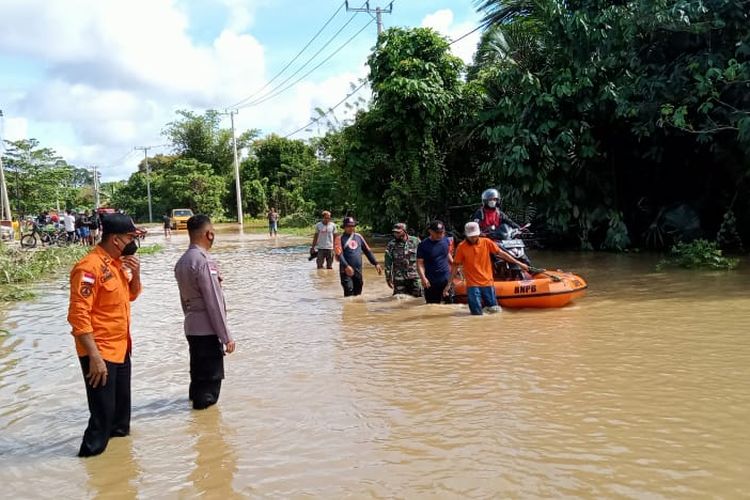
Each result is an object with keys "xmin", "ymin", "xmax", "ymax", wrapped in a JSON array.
[{"xmin": 657, "ymin": 239, "xmax": 739, "ymax": 271}]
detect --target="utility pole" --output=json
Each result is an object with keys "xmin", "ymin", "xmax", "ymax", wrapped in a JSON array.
[
  {"xmin": 0, "ymin": 110, "xmax": 11, "ymax": 221},
  {"xmin": 92, "ymin": 165, "xmax": 100, "ymax": 209},
  {"xmin": 345, "ymin": 1, "xmax": 393, "ymax": 36},
  {"xmin": 0, "ymin": 154, "xmax": 10, "ymax": 221},
  {"xmin": 133, "ymin": 146, "xmax": 153, "ymax": 223},
  {"xmin": 221, "ymin": 109, "xmax": 243, "ymax": 227}
]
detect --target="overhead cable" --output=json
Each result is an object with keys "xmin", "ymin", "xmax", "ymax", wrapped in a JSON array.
[
  {"xmin": 241, "ymin": 18, "xmax": 375, "ymax": 109},
  {"xmin": 235, "ymin": 2, "xmax": 366, "ymax": 109},
  {"xmin": 229, "ymin": 1, "xmax": 347, "ymax": 109},
  {"xmin": 284, "ymin": 80, "xmax": 367, "ymax": 138},
  {"xmin": 449, "ymin": 25, "xmax": 483, "ymax": 46}
]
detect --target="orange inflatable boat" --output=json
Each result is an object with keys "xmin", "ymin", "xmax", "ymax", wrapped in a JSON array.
[{"xmin": 453, "ymin": 270, "xmax": 588, "ymax": 308}]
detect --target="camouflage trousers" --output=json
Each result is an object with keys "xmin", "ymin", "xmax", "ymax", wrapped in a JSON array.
[{"xmin": 392, "ymin": 278, "xmax": 422, "ymax": 298}]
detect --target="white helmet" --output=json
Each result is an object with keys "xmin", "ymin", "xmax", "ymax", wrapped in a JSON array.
[{"xmin": 481, "ymin": 188, "xmax": 500, "ymax": 208}]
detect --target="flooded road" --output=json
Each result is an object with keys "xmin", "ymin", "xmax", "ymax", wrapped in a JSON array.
[{"xmin": 1, "ymin": 227, "xmax": 749, "ymax": 498}]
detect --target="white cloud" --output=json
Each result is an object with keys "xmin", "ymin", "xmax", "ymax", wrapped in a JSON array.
[
  {"xmin": 421, "ymin": 8, "xmax": 481, "ymax": 65},
  {"xmin": 219, "ymin": 0, "xmax": 257, "ymax": 32},
  {"xmin": 2, "ymin": 117, "xmax": 28, "ymax": 143},
  {"xmin": 0, "ymin": 0, "xmax": 370, "ymax": 180}
]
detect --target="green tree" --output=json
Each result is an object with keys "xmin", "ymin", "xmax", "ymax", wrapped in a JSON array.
[
  {"xmin": 158, "ymin": 158, "xmax": 227, "ymax": 218},
  {"xmin": 162, "ymin": 110, "xmax": 259, "ymax": 176},
  {"xmin": 2, "ymin": 139, "xmax": 85, "ymax": 215},
  {"xmin": 340, "ymin": 27, "xmax": 465, "ymax": 230},
  {"xmin": 469, "ymin": 0, "xmax": 749, "ymax": 249},
  {"xmin": 245, "ymin": 135, "xmax": 318, "ymax": 215}
]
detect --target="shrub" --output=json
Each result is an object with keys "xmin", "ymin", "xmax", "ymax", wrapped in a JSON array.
[{"xmin": 657, "ymin": 239, "xmax": 739, "ymax": 271}]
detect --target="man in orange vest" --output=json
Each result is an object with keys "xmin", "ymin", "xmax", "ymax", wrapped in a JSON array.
[
  {"xmin": 67, "ymin": 214, "xmax": 143, "ymax": 457},
  {"xmin": 445, "ymin": 221, "xmax": 531, "ymax": 315}
]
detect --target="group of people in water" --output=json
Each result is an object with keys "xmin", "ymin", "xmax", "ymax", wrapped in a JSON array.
[
  {"xmin": 309, "ymin": 189, "xmax": 540, "ymax": 315},
  {"xmin": 64, "ymin": 189, "xmax": 535, "ymax": 459}
]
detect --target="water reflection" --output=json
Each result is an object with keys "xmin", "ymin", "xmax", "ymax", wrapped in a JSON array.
[
  {"xmin": 83, "ymin": 437, "xmax": 140, "ymax": 499},
  {"xmin": 184, "ymin": 408, "xmax": 241, "ymax": 498}
]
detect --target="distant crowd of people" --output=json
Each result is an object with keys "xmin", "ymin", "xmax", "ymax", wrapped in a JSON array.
[{"xmin": 31, "ymin": 209, "xmax": 104, "ymax": 245}]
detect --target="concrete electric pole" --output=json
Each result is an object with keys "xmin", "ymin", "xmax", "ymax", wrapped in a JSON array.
[
  {"xmin": 133, "ymin": 146, "xmax": 153, "ymax": 223},
  {"xmin": 0, "ymin": 110, "xmax": 11, "ymax": 221},
  {"xmin": 221, "ymin": 109, "xmax": 244, "ymax": 227},
  {"xmin": 345, "ymin": 1, "xmax": 393, "ymax": 36},
  {"xmin": 92, "ymin": 165, "xmax": 100, "ymax": 209}
]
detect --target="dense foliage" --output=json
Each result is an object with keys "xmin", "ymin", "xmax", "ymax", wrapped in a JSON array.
[
  {"xmin": 465, "ymin": 0, "xmax": 750, "ymax": 249},
  {"xmin": 2, "ymin": 139, "xmax": 97, "ymax": 215}
]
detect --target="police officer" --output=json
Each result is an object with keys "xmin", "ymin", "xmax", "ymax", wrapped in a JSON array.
[
  {"xmin": 384, "ymin": 222, "xmax": 422, "ymax": 297},
  {"xmin": 174, "ymin": 215, "xmax": 236, "ymax": 410},
  {"xmin": 67, "ymin": 213, "xmax": 143, "ymax": 457}
]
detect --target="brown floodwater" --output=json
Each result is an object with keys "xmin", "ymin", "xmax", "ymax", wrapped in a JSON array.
[{"xmin": 1, "ymin": 227, "xmax": 748, "ymax": 498}]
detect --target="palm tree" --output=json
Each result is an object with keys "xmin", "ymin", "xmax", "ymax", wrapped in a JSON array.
[{"xmin": 475, "ymin": 0, "xmax": 540, "ymax": 27}]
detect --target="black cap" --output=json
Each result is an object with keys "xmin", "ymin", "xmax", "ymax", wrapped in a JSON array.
[
  {"xmin": 428, "ymin": 220, "xmax": 445, "ymax": 232},
  {"xmin": 101, "ymin": 214, "xmax": 143, "ymax": 235},
  {"xmin": 343, "ymin": 216, "xmax": 357, "ymax": 227}
]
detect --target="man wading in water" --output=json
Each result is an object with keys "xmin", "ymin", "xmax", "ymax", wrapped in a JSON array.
[
  {"xmin": 174, "ymin": 215, "xmax": 236, "ymax": 410},
  {"xmin": 67, "ymin": 214, "xmax": 143, "ymax": 457},
  {"xmin": 337, "ymin": 216, "xmax": 383, "ymax": 296}
]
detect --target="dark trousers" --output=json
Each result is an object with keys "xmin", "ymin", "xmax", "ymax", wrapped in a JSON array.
[
  {"xmin": 316, "ymin": 249, "xmax": 334, "ymax": 269},
  {"xmin": 187, "ymin": 335, "xmax": 225, "ymax": 410},
  {"xmin": 393, "ymin": 278, "xmax": 423, "ymax": 298},
  {"xmin": 340, "ymin": 269, "xmax": 364, "ymax": 297},
  {"xmin": 424, "ymin": 278, "xmax": 453, "ymax": 304},
  {"xmin": 78, "ymin": 354, "xmax": 131, "ymax": 457}
]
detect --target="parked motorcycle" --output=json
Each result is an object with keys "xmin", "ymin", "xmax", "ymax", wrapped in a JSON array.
[{"xmin": 489, "ymin": 223, "xmax": 532, "ymax": 281}]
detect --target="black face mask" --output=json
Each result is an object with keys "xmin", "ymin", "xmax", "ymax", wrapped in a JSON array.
[{"xmin": 121, "ymin": 238, "xmax": 139, "ymax": 256}]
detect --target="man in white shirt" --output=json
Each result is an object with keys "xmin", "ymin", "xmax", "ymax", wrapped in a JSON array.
[
  {"xmin": 310, "ymin": 211, "xmax": 337, "ymax": 269},
  {"xmin": 63, "ymin": 210, "xmax": 76, "ymax": 242}
]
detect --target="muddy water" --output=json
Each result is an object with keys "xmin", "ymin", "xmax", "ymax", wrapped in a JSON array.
[{"xmin": 0, "ymin": 227, "xmax": 748, "ymax": 498}]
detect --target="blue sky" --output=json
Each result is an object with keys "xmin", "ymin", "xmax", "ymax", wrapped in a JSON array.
[{"xmin": 0, "ymin": 0, "xmax": 482, "ymax": 180}]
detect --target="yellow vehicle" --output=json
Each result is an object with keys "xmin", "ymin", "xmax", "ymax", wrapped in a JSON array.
[{"xmin": 170, "ymin": 208, "xmax": 194, "ymax": 230}]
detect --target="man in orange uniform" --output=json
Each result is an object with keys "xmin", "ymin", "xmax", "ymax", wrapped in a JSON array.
[
  {"xmin": 67, "ymin": 214, "xmax": 143, "ymax": 457},
  {"xmin": 445, "ymin": 221, "xmax": 530, "ymax": 315}
]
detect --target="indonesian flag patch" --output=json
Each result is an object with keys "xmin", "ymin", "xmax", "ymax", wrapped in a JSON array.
[{"xmin": 81, "ymin": 272, "xmax": 96, "ymax": 285}]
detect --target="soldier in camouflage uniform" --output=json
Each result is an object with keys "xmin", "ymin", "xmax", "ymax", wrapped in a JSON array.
[{"xmin": 384, "ymin": 223, "xmax": 422, "ymax": 297}]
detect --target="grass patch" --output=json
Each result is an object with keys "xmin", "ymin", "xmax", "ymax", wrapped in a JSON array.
[
  {"xmin": 138, "ymin": 243, "xmax": 165, "ymax": 255},
  {"xmin": 0, "ymin": 285, "xmax": 36, "ymax": 302},
  {"xmin": 242, "ymin": 216, "xmax": 375, "ymax": 238},
  {"xmin": 243, "ymin": 217, "xmax": 315, "ymax": 237},
  {"xmin": 656, "ymin": 239, "xmax": 740, "ymax": 271},
  {"xmin": 0, "ymin": 244, "xmax": 91, "ymax": 302}
]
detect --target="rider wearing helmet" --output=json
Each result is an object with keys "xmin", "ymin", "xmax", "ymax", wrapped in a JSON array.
[{"xmin": 472, "ymin": 188, "xmax": 520, "ymax": 234}]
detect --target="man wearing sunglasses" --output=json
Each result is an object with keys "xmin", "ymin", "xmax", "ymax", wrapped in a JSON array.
[{"xmin": 174, "ymin": 214, "xmax": 236, "ymax": 411}]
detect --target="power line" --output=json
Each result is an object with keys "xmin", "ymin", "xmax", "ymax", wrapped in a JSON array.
[
  {"xmin": 229, "ymin": 1, "xmax": 347, "ymax": 109},
  {"xmin": 238, "ymin": 11, "xmax": 367, "ymax": 109},
  {"xmin": 449, "ymin": 25, "xmax": 482, "ymax": 46},
  {"xmin": 241, "ymin": 18, "xmax": 375, "ymax": 109},
  {"xmin": 284, "ymin": 81, "xmax": 367, "ymax": 138}
]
